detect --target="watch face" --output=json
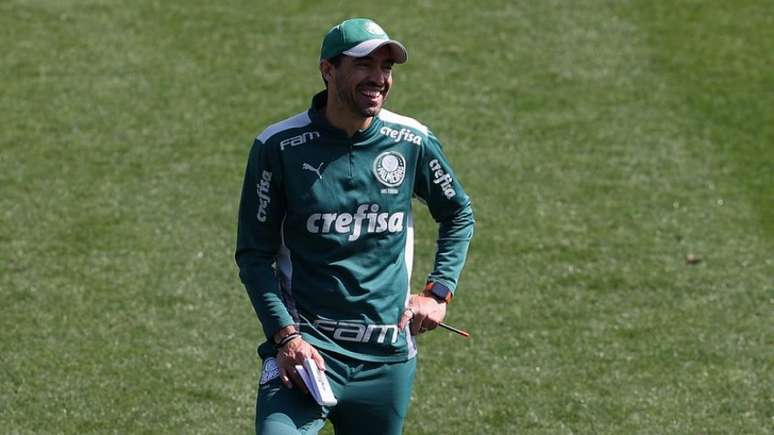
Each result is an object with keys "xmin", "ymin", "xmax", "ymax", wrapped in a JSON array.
[{"xmin": 429, "ymin": 282, "xmax": 451, "ymax": 302}]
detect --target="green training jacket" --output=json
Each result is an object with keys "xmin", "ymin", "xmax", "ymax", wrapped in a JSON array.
[{"xmin": 236, "ymin": 91, "xmax": 474, "ymax": 363}]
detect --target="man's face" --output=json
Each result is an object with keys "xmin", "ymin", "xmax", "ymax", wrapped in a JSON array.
[{"xmin": 328, "ymin": 46, "xmax": 395, "ymax": 118}]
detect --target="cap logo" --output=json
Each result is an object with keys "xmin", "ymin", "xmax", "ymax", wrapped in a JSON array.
[
  {"xmin": 365, "ymin": 22, "xmax": 385, "ymax": 36},
  {"xmin": 373, "ymin": 151, "xmax": 406, "ymax": 187}
]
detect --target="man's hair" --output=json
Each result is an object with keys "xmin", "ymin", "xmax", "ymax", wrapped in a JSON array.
[{"xmin": 322, "ymin": 54, "xmax": 344, "ymax": 88}]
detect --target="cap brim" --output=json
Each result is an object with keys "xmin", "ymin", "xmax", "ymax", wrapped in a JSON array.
[{"xmin": 342, "ymin": 39, "xmax": 408, "ymax": 64}]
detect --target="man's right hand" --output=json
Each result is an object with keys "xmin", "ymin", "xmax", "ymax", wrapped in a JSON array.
[{"xmin": 274, "ymin": 328, "xmax": 326, "ymax": 392}]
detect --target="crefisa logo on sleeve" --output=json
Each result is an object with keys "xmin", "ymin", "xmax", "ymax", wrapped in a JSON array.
[
  {"xmin": 256, "ymin": 170, "xmax": 273, "ymax": 222},
  {"xmin": 373, "ymin": 151, "xmax": 406, "ymax": 194},
  {"xmin": 429, "ymin": 159, "xmax": 456, "ymax": 199}
]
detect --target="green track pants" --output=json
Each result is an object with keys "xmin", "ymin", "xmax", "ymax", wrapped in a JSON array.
[{"xmin": 256, "ymin": 349, "xmax": 416, "ymax": 435}]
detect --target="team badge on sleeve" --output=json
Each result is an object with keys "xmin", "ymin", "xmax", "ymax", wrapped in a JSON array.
[{"xmin": 373, "ymin": 151, "xmax": 406, "ymax": 188}]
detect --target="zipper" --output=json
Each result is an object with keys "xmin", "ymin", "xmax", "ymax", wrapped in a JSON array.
[{"xmin": 348, "ymin": 141, "xmax": 354, "ymax": 179}]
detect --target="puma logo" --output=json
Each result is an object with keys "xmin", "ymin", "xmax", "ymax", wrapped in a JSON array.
[{"xmin": 302, "ymin": 162, "xmax": 324, "ymax": 179}]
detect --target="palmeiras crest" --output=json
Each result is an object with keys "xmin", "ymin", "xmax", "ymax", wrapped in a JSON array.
[{"xmin": 372, "ymin": 151, "xmax": 406, "ymax": 187}]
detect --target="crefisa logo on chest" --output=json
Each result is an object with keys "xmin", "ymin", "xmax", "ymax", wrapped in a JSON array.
[{"xmin": 372, "ymin": 151, "xmax": 406, "ymax": 194}]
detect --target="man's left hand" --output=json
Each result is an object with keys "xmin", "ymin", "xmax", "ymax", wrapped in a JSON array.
[{"xmin": 398, "ymin": 294, "xmax": 447, "ymax": 336}]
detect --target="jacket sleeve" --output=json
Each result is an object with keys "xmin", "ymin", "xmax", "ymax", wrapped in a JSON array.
[
  {"xmin": 235, "ymin": 138, "xmax": 294, "ymax": 340},
  {"xmin": 413, "ymin": 131, "xmax": 475, "ymax": 294}
]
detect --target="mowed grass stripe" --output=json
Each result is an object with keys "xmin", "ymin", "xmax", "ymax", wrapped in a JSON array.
[
  {"xmin": 412, "ymin": 2, "xmax": 693, "ymax": 433},
  {"xmin": 626, "ymin": 0, "xmax": 774, "ymax": 242}
]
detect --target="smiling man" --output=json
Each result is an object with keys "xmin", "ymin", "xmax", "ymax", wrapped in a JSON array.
[{"xmin": 236, "ymin": 18, "xmax": 475, "ymax": 435}]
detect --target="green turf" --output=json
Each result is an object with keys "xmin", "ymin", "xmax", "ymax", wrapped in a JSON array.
[{"xmin": 1, "ymin": 1, "xmax": 772, "ymax": 433}]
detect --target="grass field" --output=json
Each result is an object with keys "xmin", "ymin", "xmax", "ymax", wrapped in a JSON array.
[{"xmin": 2, "ymin": 0, "xmax": 772, "ymax": 433}]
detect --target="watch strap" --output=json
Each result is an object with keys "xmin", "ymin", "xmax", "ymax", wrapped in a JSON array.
[{"xmin": 423, "ymin": 282, "xmax": 452, "ymax": 303}]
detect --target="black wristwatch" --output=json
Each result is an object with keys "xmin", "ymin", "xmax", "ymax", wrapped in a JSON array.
[{"xmin": 423, "ymin": 282, "xmax": 453, "ymax": 303}]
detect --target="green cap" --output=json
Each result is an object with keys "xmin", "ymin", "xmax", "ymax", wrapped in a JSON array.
[{"xmin": 320, "ymin": 18, "xmax": 408, "ymax": 64}]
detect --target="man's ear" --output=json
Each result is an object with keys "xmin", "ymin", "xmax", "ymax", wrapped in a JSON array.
[{"xmin": 320, "ymin": 60, "xmax": 334, "ymax": 82}]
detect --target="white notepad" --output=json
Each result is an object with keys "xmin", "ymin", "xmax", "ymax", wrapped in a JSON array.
[{"xmin": 295, "ymin": 358, "xmax": 337, "ymax": 407}]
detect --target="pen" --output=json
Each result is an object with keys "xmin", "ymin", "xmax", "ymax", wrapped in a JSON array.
[{"xmin": 438, "ymin": 322, "xmax": 470, "ymax": 338}]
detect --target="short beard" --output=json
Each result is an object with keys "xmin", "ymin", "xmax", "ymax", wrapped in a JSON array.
[{"xmin": 334, "ymin": 74, "xmax": 383, "ymax": 118}]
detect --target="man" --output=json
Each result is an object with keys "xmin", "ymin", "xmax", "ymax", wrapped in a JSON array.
[{"xmin": 236, "ymin": 18, "xmax": 474, "ymax": 435}]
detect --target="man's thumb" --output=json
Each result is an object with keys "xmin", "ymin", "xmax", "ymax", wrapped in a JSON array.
[
  {"xmin": 313, "ymin": 350, "xmax": 326, "ymax": 372},
  {"xmin": 398, "ymin": 307, "xmax": 414, "ymax": 330}
]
